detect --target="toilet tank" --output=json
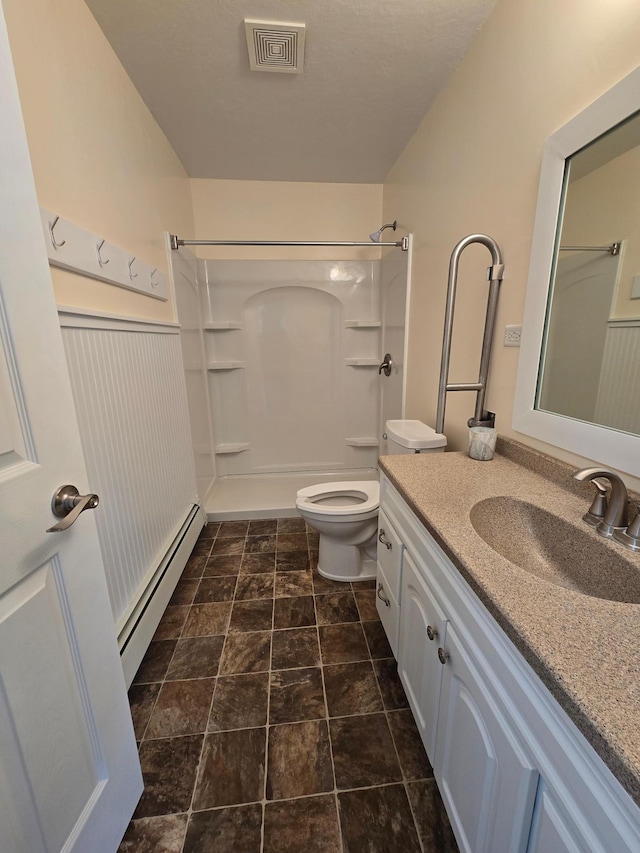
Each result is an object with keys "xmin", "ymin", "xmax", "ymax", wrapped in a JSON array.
[{"xmin": 385, "ymin": 420, "xmax": 447, "ymax": 454}]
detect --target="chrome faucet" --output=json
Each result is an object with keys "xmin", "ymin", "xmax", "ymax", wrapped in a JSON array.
[{"xmin": 574, "ymin": 468, "xmax": 628, "ymax": 538}]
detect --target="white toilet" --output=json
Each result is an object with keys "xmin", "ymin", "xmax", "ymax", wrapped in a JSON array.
[{"xmin": 295, "ymin": 420, "xmax": 446, "ymax": 582}]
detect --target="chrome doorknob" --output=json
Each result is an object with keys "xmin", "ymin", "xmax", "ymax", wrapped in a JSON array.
[{"xmin": 47, "ymin": 485, "xmax": 99, "ymax": 533}]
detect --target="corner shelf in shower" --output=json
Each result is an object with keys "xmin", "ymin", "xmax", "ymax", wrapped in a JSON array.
[
  {"xmin": 215, "ymin": 443, "xmax": 251, "ymax": 454},
  {"xmin": 345, "ymin": 437, "xmax": 379, "ymax": 447},
  {"xmin": 344, "ymin": 358, "xmax": 381, "ymax": 367},
  {"xmin": 207, "ymin": 361, "xmax": 246, "ymax": 370},
  {"xmin": 204, "ymin": 322, "xmax": 244, "ymax": 330},
  {"xmin": 344, "ymin": 321, "xmax": 381, "ymax": 328}
]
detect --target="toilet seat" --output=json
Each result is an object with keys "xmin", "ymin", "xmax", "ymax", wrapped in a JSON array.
[{"xmin": 295, "ymin": 480, "xmax": 380, "ymax": 516}]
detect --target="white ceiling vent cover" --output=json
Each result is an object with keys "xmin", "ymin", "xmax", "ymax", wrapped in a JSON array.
[{"xmin": 244, "ymin": 19, "xmax": 306, "ymax": 74}]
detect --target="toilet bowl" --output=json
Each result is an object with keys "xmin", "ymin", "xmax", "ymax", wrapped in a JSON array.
[
  {"xmin": 295, "ymin": 481, "xmax": 380, "ymax": 581},
  {"xmin": 296, "ymin": 420, "xmax": 447, "ymax": 583}
]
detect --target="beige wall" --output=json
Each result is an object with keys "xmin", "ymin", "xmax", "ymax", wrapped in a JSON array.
[
  {"xmin": 3, "ymin": 0, "xmax": 194, "ymax": 322},
  {"xmin": 190, "ymin": 180, "xmax": 383, "ymax": 261},
  {"xmin": 383, "ymin": 0, "xmax": 640, "ymax": 474}
]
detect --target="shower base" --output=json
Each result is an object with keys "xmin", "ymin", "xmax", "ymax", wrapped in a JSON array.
[{"xmin": 205, "ymin": 468, "xmax": 379, "ymax": 521}]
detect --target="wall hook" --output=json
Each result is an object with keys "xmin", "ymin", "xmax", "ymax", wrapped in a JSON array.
[
  {"xmin": 128, "ymin": 257, "xmax": 138, "ymax": 279},
  {"xmin": 96, "ymin": 239, "xmax": 110, "ymax": 267},
  {"xmin": 49, "ymin": 215, "xmax": 66, "ymax": 249},
  {"xmin": 150, "ymin": 268, "xmax": 158, "ymax": 288}
]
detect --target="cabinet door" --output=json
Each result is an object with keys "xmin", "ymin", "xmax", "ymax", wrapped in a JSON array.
[
  {"xmin": 435, "ymin": 623, "xmax": 539, "ymax": 853},
  {"xmin": 377, "ymin": 508, "xmax": 403, "ymax": 601},
  {"xmin": 398, "ymin": 550, "xmax": 447, "ymax": 763},
  {"xmin": 526, "ymin": 782, "xmax": 590, "ymax": 853}
]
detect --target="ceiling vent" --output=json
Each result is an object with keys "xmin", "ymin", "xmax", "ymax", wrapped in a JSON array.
[{"xmin": 244, "ymin": 19, "xmax": 306, "ymax": 74}]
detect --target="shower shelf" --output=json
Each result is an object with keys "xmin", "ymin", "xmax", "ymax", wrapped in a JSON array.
[
  {"xmin": 344, "ymin": 321, "xmax": 381, "ymax": 328},
  {"xmin": 345, "ymin": 437, "xmax": 380, "ymax": 447},
  {"xmin": 207, "ymin": 361, "xmax": 245, "ymax": 370},
  {"xmin": 345, "ymin": 358, "xmax": 380, "ymax": 367},
  {"xmin": 204, "ymin": 322, "xmax": 243, "ymax": 330},
  {"xmin": 215, "ymin": 443, "xmax": 250, "ymax": 454}
]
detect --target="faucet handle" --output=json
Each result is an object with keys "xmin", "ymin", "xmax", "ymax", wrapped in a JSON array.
[
  {"xmin": 573, "ymin": 467, "xmax": 628, "ymax": 536},
  {"xmin": 613, "ymin": 512, "xmax": 640, "ymax": 552},
  {"xmin": 583, "ymin": 478, "xmax": 608, "ymax": 527}
]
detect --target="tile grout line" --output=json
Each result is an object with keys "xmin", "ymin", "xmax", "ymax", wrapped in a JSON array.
[
  {"xmin": 130, "ymin": 528, "xmax": 216, "ymax": 849},
  {"xmin": 382, "ymin": 699, "xmax": 427, "ymax": 853},
  {"xmin": 137, "ymin": 534, "xmax": 218, "ymax": 743},
  {"xmin": 259, "ymin": 544, "xmax": 276, "ymax": 853},
  {"xmin": 179, "ymin": 526, "xmax": 234, "ymax": 853},
  {"xmin": 311, "ymin": 576, "xmax": 345, "ymax": 853}
]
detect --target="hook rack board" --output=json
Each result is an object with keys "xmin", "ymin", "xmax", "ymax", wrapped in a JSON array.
[{"xmin": 40, "ymin": 209, "xmax": 168, "ymax": 301}]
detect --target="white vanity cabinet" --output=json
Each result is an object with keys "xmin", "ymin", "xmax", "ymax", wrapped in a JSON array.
[{"xmin": 379, "ymin": 473, "xmax": 640, "ymax": 853}]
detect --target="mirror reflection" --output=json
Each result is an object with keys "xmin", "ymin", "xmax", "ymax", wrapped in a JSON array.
[{"xmin": 537, "ymin": 111, "xmax": 640, "ymax": 435}]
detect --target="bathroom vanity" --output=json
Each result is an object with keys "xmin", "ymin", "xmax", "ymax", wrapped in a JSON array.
[{"xmin": 376, "ymin": 449, "xmax": 640, "ymax": 853}]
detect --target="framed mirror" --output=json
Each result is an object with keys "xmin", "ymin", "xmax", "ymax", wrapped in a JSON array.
[{"xmin": 513, "ymin": 65, "xmax": 640, "ymax": 478}]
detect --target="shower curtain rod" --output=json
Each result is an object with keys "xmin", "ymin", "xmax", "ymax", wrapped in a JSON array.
[
  {"xmin": 559, "ymin": 242, "xmax": 620, "ymax": 255},
  {"xmin": 170, "ymin": 235, "xmax": 409, "ymax": 251}
]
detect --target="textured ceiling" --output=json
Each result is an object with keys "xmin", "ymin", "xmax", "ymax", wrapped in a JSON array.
[{"xmin": 84, "ymin": 0, "xmax": 497, "ymax": 183}]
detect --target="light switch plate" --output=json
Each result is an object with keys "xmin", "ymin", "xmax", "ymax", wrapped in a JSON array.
[{"xmin": 632, "ymin": 275, "xmax": 640, "ymax": 299}]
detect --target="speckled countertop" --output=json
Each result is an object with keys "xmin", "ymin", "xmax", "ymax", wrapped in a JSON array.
[{"xmin": 379, "ymin": 443, "xmax": 640, "ymax": 807}]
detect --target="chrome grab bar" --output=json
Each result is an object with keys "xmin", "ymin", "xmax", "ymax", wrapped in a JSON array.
[{"xmin": 435, "ymin": 234, "xmax": 505, "ymax": 433}]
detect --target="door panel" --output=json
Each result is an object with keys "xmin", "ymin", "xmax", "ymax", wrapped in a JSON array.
[
  {"xmin": 526, "ymin": 781, "xmax": 591, "ymax": 853},
  {"xmin": 398, "ymin": 550, "xmax": 446, "ymax": 762},
  {"xmin": 0, "ymin": 3, "xmax": 142, "ymax": 850},
  {"xmin": 435, "ymin": 623, "xmax": 538, "ymax": 853},
  {"xmin": 0, "ymin": 559, "xmax": 104, "ymax": 849}
]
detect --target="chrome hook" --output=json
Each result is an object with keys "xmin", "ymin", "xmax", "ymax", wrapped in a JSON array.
[
  {"xmin": 96, "ymin": 239, "xmax": 110, "ymax": 267},
  {"xmin": 49, "ymin": 215, "xmax": 66, "ymax": 249},
  {"xmin": 150, "ymin": 268, "xmax": 158, "ymax": 287},
  {"xmin": 128, "ymin": 257, "xmax": 138, "ymax": 279}
]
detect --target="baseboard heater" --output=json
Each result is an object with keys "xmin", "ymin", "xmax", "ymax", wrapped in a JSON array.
[{"xmin": 118, "ymin": 504, "xmax": 206, "ymax": 688}]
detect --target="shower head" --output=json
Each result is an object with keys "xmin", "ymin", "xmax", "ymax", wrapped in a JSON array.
[{"xmin": 369, "ymin": 221, "xmax": 398, "ymax": 243}]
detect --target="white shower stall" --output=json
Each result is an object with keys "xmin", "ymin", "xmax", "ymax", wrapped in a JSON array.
[{"xmin": 171, "ymin": 240, "xmax": 412, "ymax": 518}]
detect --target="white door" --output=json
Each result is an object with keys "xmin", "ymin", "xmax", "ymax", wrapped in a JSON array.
[{"xmin": 0, "ymin": 6, "xmax": 142, "ymax": 852}]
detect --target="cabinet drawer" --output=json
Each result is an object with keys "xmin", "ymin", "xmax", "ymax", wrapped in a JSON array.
[
  {"xmin": 375, "ymin": 569, "xmax": 399, "ymax": 658},
  {"xmin": 377, "ymin": 508, "xmax": 403, "ymax": 601}
]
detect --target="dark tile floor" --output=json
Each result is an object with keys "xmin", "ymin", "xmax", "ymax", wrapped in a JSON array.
[{"xmin": 119, "ymin": 517, "xmax": 459, "ymax": 853}]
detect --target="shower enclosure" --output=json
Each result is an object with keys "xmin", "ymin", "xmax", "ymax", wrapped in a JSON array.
[{"xmin": 170, "ymin": 238, "xmax": 412, "ymax": 519}]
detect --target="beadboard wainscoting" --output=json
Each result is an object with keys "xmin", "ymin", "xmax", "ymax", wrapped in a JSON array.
[
  {"xmin": 595, "ymin": 319, "xmax": 640, "ymax": 434},
  {"xmin": 58, "ymin": 307, "xmax": 204, "ymax": 685}
]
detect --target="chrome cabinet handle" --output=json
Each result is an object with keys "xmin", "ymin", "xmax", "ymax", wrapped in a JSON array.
[
  {"xmin": 47, "ymin": 485, "xmax": 99, "ymax": 533},
  {"xmin": 427, "ymin": 625, "xmax": 438, "ymax": 641},
  {"xmin": 438, "ymin": 647, "xmax": 449, "ymax": 665},
  {"xmin": 377, "ymin": 583, "xmax": 391, "ymax": 607},
  {"xmin": 378, "ymin": 529, "xmax": 392, "ymax": 550}
]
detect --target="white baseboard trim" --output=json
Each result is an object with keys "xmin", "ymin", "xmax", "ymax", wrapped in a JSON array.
[{"xmin": 119, "ymin": 504, "xmax": 205, "ymax": 688}]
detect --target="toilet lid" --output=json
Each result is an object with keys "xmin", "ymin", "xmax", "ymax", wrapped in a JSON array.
[{"xmin": 295, "ymin": 480, "xmax": 380, "ymax": 515}]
